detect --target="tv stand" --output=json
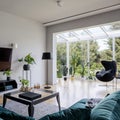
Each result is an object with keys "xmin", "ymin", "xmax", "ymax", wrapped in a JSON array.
[{"xmin": 0, "ymin": 80, "xmax": 17, "ymax": 92}]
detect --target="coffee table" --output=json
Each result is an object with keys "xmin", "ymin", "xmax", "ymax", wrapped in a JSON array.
[{"xmin": 3, "ymin": 89, "xmax": 61, "ymax": 117}]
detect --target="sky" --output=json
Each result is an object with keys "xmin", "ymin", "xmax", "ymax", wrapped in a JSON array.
[{"xmin": 96, "ymin": 38, "xmax": 109, "ymax": 51}]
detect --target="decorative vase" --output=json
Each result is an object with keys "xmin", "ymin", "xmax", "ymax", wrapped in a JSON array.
[
  {"xmin": 7, "ymin": 76, "xmax": 10, "ymax": 81},
  {"xmin": 20, "ymin": 86, "xmax": 29, "ymax": 92}
]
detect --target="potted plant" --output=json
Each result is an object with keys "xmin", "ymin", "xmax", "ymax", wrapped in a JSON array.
[
  {"xmin": 3, "ymin": 70, "xmax": 12, "ymax": 81},
  {"xmin": 57, "ymin": 65, "xmax": 62, "ymax": 79},
  {"xmin": 63, "ymin": 65, "xmax": 68, "ymax": 81},
  {"xmin": 18, "ymin": 53, "xmax": 36, "ymax": 70},
  {"xmin": 20, "ymin": 79, "xmax": 29, "ymax": 91},
  {"xmin": 69, "ymin": 67, "xmax": 74, "ymax": 80}
]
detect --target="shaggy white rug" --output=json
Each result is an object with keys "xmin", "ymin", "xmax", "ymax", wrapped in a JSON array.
[{"xmin": 4, "ymin": 101, "xmax": 64, "ymax": 120}]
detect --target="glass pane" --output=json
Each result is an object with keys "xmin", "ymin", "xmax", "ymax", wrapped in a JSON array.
[
  {"xmin": 57, "ymin": 42, "xmax": 66, "ymax": 78},
  {"xmin": 74, "ymin": 30, "xmax": 91, "ymax": 40},
  {"xmin": 90, "ymin": 38, "xmax": 113, "ymax": 80},
  {"xmin": 95, "ymin": 38, "xmax": 112, "ymax": 60},
  {"xmin": 87, "ymin": 27, "xmax": 106, "ymax": 38},
  {"xmin": 56, "ymin": 21, "xmax": 120, "ymax": 81},
  {"xmin": 103, "ymin": 23, "xmax": 120, "ymax": 38},
  {"xmin": 115, "ymin": 37, "xmax": 120, "ymax": 76},
  {"xmin": 61, "ymin": 32, "xmax": 79, "ymax": 42},
  {"xmin": 89, "ymin": 39, "xmax": 102, "ymax": 78},
  {"xmin": 69, "ymin": 41, "xmax": 88, "ymax": 78}
]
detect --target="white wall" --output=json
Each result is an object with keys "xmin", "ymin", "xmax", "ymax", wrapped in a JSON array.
[
  {"xmin": 0, "ymin": 11, "xmax": 46, "ymax": 87},
  {"xmin": 46, "ymin": 9, "xmax": 120, "ymax": 85}
]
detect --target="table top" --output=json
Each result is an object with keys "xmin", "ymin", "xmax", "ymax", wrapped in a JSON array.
[{"xmin": 4, "ymin": 89, "xmax": 59, "ymax": 104}]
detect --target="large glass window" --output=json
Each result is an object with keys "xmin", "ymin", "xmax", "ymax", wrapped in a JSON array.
[{"xmin": 56, "ymin": 21, "xmax": 120, "ymax": 80}]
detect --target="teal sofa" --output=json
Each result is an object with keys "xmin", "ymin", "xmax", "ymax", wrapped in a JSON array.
[
  {"xmin": 0, "ymin": 106, "xmax": 34, "ymax": 120},
  {"xmin": 39, "ymin": 91, "xmax": 120, "ymax": 120},
  {"xmin": 90, "ymin": 90, "xmax": 120, "ymax": 120},
  {"xmin": 39, "ymin": 98, "xmax": 91, "ymax": 120},
  {"xmin": 1, "ymin": 91, "xmax": 120, "ymax": 120}
]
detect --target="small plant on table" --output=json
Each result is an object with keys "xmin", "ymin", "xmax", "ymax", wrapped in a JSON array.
[{"xmin": 20, "ymin": 79, "xmax": 29, "ymax": 91}]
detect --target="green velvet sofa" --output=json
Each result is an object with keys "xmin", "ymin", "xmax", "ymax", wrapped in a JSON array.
[
  {"xmin": 90, "ymin": 90, "xmax": 120, "ymax": 120},
  {"xmin": 39, "ymin": 91, "xmax": 120, "ymax": 120},
  {"xmin": 0, "ymin": 91, "xmax": 120, "ymax": 120},
  {"xmin": 0, "ymin": 106, "xmax": 35, "ymax": 120},
  {"xmin": 39, "ymin": 98, "xmax": 91, "ymax": 120}
]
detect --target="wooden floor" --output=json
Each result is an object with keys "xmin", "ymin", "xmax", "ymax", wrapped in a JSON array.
[{"xmin": 0, "ymin": 77, "xmax": 119, "ymax": 108}]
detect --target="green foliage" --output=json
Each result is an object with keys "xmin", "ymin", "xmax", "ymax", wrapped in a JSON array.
[
  {"xmin": 57, "ymin": 37, "xmax": 120, "ymax": 78},
  {"xmin": 57, "ymin": 64, "xmax": 62, "ymax": 78},
  {"xmin": 20, "ymin": 79, "xmax": 29, "ymax": 87},
  {"xmin": 63, "ymin": 65, "xmax": 68, "ymax": 76},
  {"xmin": 57, "ymin": 43, "xmax": 66, "ymax": 66},
  {"xmin": 69, "ymin": 67, "xmax": 73, "ymax": 75},
  {"xmin": 3, "ymin": 70, "xmax": 11, "ymax": 77},
  {"xmin": 57, "ymin": 72, "xmax": 62, "ymax": 78},
  {"xmin": 18, "ymin": 53, "xmax": 36, "ymax": 65}
]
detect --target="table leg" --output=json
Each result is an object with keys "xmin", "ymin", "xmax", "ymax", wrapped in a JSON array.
[
  {"xmin": 56, "ymin": 93, "xmax": 61, "ymax": 111},
  {"xmin": 3, "ymin": 94, "xmax": 7, "ymax": 108},
  {"xmin": 28, "ymin": 103, "xmax": 34, "ymax": 117},
  {"xmin": 116, "ymin": 77, "xmax": 117, "ymax": 90}
]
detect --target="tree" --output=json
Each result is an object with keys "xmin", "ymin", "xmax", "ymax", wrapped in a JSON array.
[
  {"xmin": 56, "ymin": 37, "xmax": 120, "ymax": 79},
  {"xmin": 57, "ymin": 43, "xmax": 66, "ymax": 78}
]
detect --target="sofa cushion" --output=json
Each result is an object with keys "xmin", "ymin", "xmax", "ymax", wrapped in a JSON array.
[
  {"xmin": 39, "ymin": 99, "xmax": 91, "ymax": 120},
  {"xmin": 39, "ymin": 115, "xmax": 50, "ymax": 120},
  {"xmin": 0, "ymin": 106, "xmax": 34, "ymax": 120},
  {"xmin": 102, "ymin": 91, "xmax": 120, "ymax": 101},
  {"xmin": 40, "ymin": 108, "xmax": 91, "ymax": 120},
  {"xmin": 90, "ymin": 91, "xmax": 120, "ymax": 120}
]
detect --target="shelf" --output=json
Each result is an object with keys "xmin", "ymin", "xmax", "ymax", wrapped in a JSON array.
[{"xmin": 0, "ymin": 80, "xmax": 17, "ymax": 92}]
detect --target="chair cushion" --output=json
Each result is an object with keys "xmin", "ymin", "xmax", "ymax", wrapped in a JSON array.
[{"xmin": 97, "ymin": 69, "xmax": 111, "ymax": 77}]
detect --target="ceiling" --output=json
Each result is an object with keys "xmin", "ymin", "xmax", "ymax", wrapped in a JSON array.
[{"xmin": 0, "ymin": 0, "xmax": 120, "ymax": 26}]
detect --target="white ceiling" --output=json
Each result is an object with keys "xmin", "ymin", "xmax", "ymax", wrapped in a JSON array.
[{"xmin": 0, "ymin": 0, "xmax": 119, "ymax": 26}]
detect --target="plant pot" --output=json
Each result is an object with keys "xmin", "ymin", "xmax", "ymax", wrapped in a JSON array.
[
  {"xmin": 7, "ymin": 76, "xmax": 10, "ymax": 81},
  {"xmin": 64, "ymin": 76, "xmax": 67, "ymax": 81},
  {"xmin": 71, "ymin": 76, "xmax": 74, "ymax": 80},
  {"xmin": 20, "ymin": 86, "xmax": 29, "ymax": 92},
  {"xmin": 23, "ymin": 64, "xmax": 30, "ymax": 70}
]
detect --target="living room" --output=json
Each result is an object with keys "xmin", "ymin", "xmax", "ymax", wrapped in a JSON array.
[{"xmin": 0, "ymin": 0, "xmax": 120, "ymax": 120}]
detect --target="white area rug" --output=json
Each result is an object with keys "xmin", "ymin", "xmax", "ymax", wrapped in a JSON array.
[{"xmin": 4, "ymin": 101, "xmax": 64, "ymax": 120}]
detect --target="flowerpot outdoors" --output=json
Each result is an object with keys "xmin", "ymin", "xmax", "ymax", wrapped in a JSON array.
[
  {"xmin": 71, "ymin": 76, "xmax": 74, "ymax": 80},
  {"xmin": 63, "ymin": 65, "xmax": 68, "ymax": 81},
  {"xmin": 64, "ymin": 76, "xmax": 67, "ymax": 81}
]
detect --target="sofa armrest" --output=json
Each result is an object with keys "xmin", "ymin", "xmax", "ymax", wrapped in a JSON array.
[{"xmin": 0, "ymin": 106, "xmax": 34, "ymax": 120}]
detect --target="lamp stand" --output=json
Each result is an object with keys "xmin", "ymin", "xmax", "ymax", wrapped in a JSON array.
[{"xmin": 44, "ymin": 60, "xmax": 51, "ymax": 89}]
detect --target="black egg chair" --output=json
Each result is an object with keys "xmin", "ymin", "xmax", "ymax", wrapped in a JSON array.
[{"xmin": 96, "ymin": 60, "xmax": 117, "ymax": 85}]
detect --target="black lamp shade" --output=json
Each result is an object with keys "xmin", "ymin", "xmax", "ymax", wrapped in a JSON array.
[{"xmin": 42, "ymin": 52, "xmax": 51, "ymax": 60}]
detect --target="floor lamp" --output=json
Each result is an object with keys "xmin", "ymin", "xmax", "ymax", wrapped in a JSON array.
[{"xmin": 42, "ymin": 52, "xmax": 51, "ymax": 89}]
